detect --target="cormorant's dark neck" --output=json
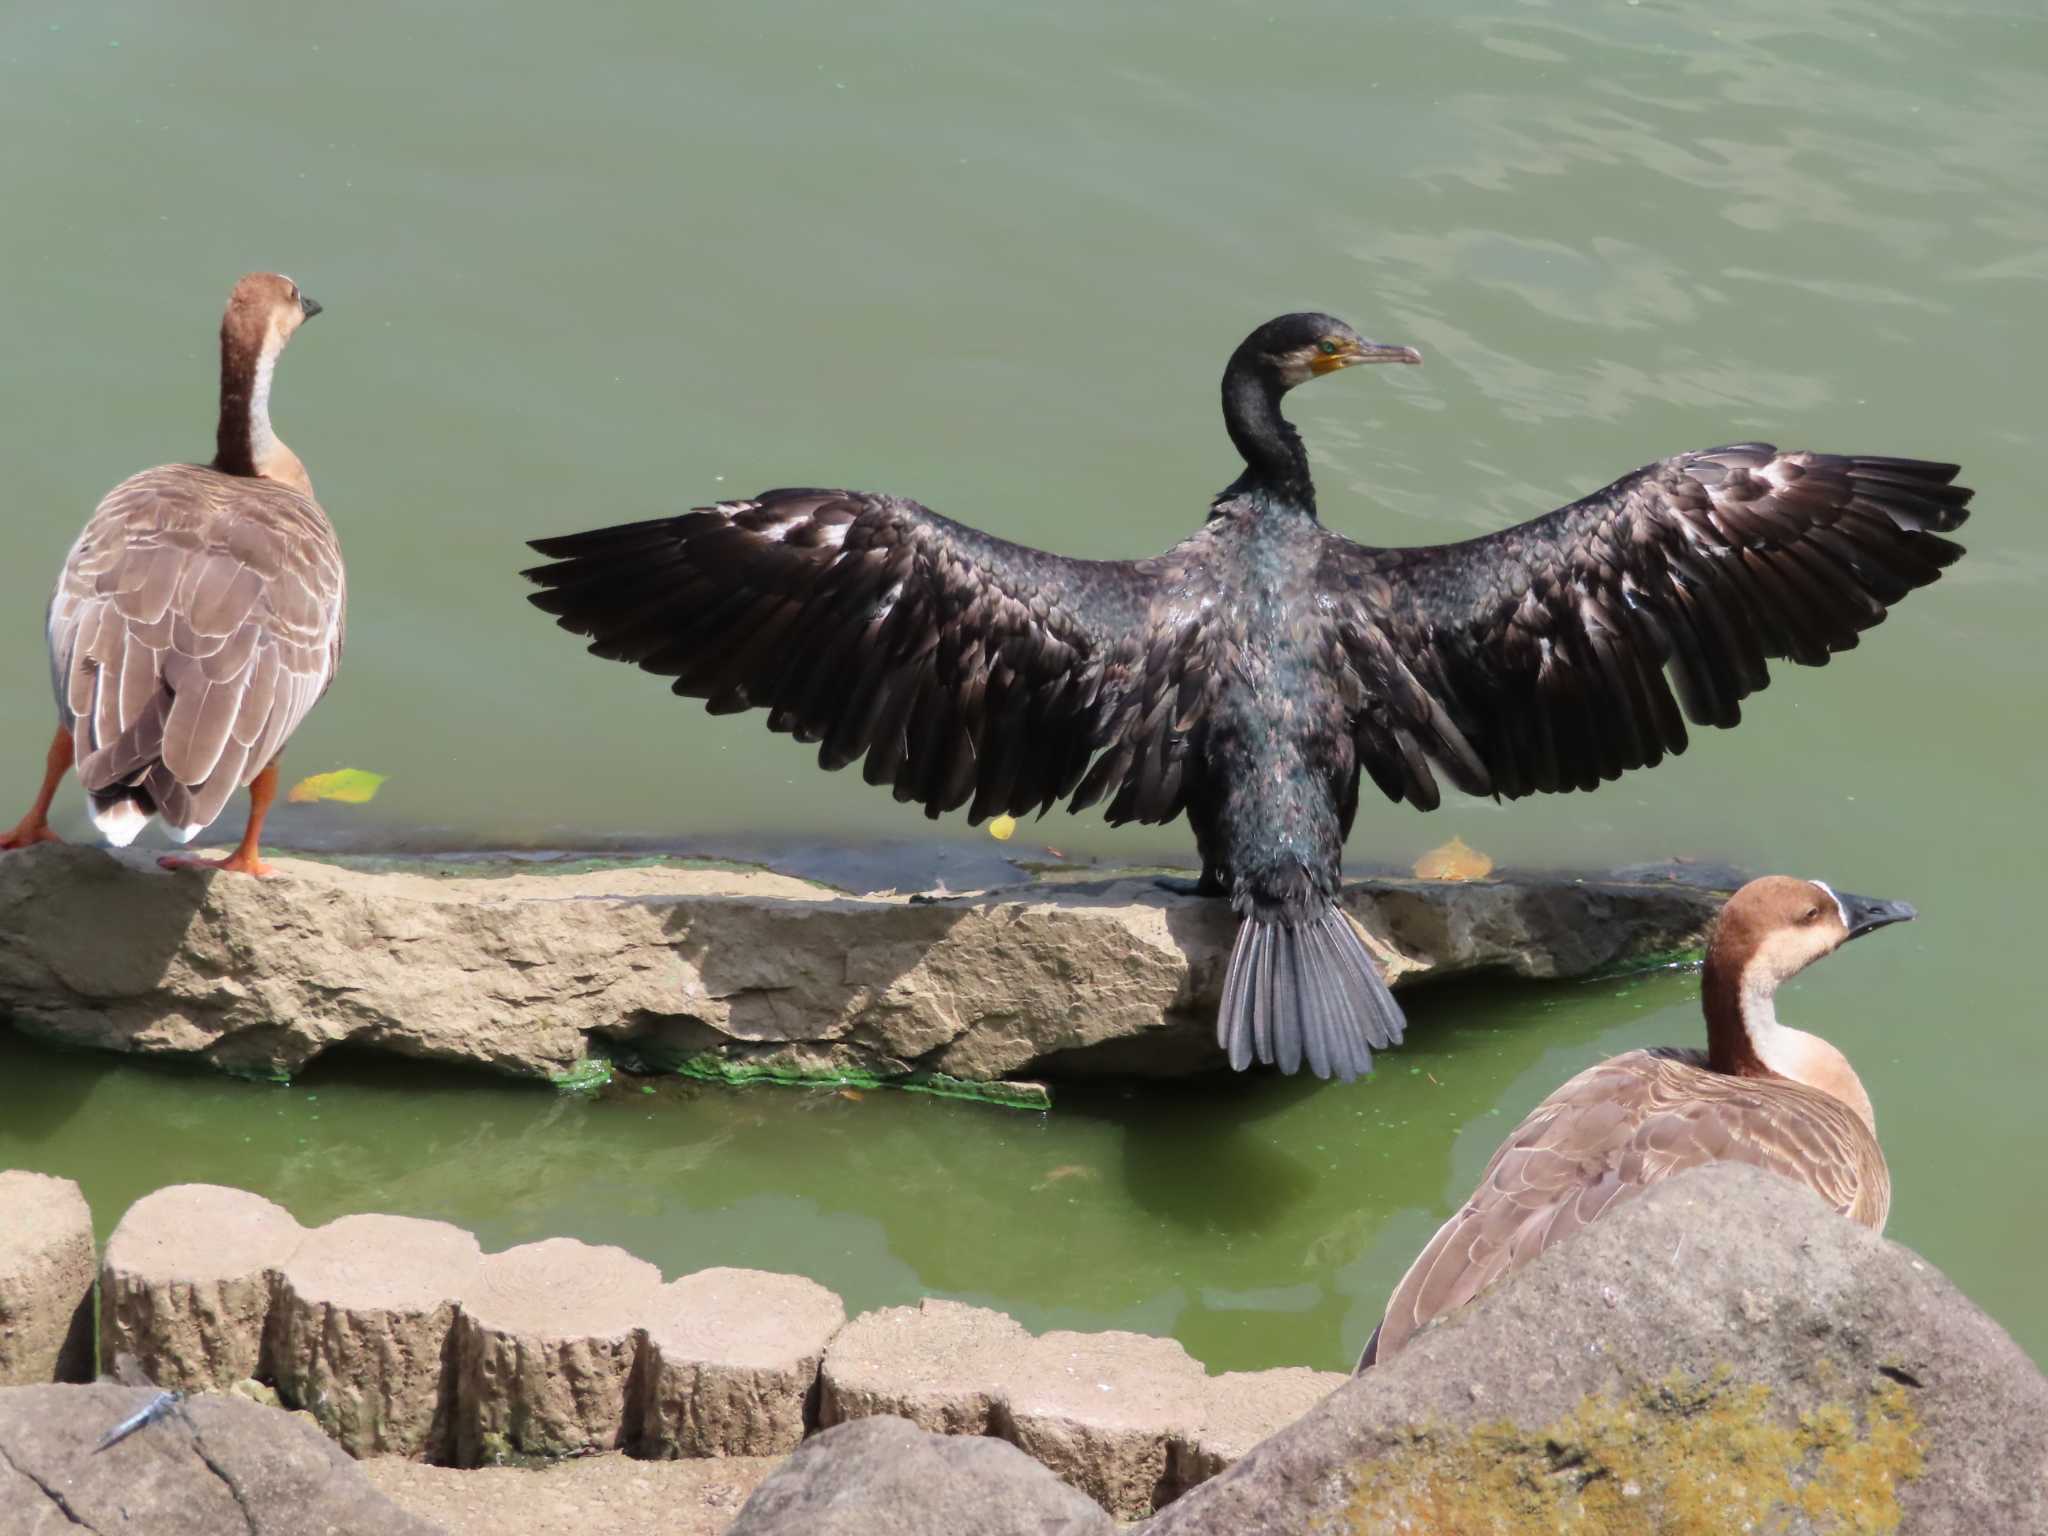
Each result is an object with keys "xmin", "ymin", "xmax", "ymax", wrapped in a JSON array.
[{"xmin": 1221, "ymin": 365, "xmax": 1315, "ymax": 512}]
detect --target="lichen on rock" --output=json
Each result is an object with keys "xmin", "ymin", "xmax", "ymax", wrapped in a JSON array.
[{"xmin": 1331, "ymin": 1372, "xmax": 1923, "ymax": 1536}]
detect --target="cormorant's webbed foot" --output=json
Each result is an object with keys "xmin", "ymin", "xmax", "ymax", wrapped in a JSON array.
[{"xmin": 1153, "ymin": 874, "xmax": 1225, "ymax": 899}]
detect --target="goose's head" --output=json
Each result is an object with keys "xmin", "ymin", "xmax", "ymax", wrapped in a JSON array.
[
  {"xmin": 222, "ymin": 272, "xmax": 321, "ymax": 356},
  {"xmin": 1713, "ymin": 875, "xmax": 1917, "ymax": 988}
]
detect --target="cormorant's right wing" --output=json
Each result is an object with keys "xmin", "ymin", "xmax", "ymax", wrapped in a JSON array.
[
  {"xmin": 524, "ymin": 488, "xmax": 1219, "ymax": 826},
  {"xmin": 1320, "ymin": 445, "xmax": 1970, "ymax": 809}
]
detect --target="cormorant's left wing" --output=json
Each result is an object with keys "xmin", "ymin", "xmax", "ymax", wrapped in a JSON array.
[
  {"xmin": 1317, "ymin": 445, "xmax": 1970, "ymax": 808},
  {"xmin": 524, "ymin": 488, "xmax": 1217, "ymax": 826}
]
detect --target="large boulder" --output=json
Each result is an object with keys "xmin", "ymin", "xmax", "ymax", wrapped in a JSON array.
[
  {"xmin": 0, "ymin": 1381, "xmax": 442, "ymax": 1535},
  {"xmin": 1139, "ymin": 1164, "xmax": 2048, "ymax": 1535},
  {"xmin": 0, "ymin": 1172, "xmax": 93, "ymax": 1385},
  {"xmin": 0, "ymin": 843, "xmax": 1723, "ymax": 1084},
  {"xmin": 727, "ymin": 1414, "xmax": 1114, "ymax": 1536}
]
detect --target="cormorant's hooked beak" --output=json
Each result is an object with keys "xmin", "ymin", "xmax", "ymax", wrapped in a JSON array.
[
  {"xmin": 300, "ymin": 295, "xmax": 323, "ymax": 320},
  {"xmin": 1314, "ymin": 338, "xmax": 1423, "ymax": 375},
  {"xmin": 1837, "ymin": 891, "xmax": 1917, "ymax": 941}
]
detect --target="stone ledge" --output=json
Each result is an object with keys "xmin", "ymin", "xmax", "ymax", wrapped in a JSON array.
[
  {"xmin": 0, "ymin": 843, "xmax": 1727, "ymax": 1086},
  {"xmin": 91, "ymin": 1178, "xmax": 1343, "ymax": 1511}
]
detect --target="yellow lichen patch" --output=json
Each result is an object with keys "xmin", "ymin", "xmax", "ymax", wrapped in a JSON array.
[
  {"xmin": 1412, "ymin": 836, "xmax": 1493, "ymax": 881},
  {"xmin": 1324, "ymin": 1372, "xmax": 1923, "ymax": 1536}
]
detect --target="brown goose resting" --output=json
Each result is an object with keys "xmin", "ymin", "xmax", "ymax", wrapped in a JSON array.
[
  {"xmin": 1357, "ymin": 874, "xmax": 1914, "ymax": 1369},
  {"xmin": 0, "ymin": 272, "xmax": 343, "ymax": 876}
]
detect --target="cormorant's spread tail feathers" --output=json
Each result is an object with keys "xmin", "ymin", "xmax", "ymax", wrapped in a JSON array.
[{"xmin": 1218, "ymin": 906, "xmax": 1403, "ymax": 1082}]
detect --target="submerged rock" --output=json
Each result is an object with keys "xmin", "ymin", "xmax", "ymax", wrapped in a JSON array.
[
  {"xmin": 1137, "ymin": 1164, "xmax": 2048, "ymax": 1535},
  {"xmin": 0, "ymin": 843, "xmax": 1722, "ymax": 1086}
]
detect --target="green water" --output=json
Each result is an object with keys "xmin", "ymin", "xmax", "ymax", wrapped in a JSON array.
[
  {"xmin": 1, "ymin": 1, "xmax": 2043, "ymax": 1369},
  {"xmin": 3, "ymin": 971, "xmax": 1702, "ymax": 1374}
]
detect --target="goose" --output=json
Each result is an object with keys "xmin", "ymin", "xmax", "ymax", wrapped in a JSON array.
[
  {"xmin": 522, "ymin": 312, "xmax": 1969, "ymax": 1081},
  {"xmin": 0, "ymin": 272, "xmax": 343, "ymax": 876},
  {"xmin": 1357, "ymin": 874, "xmax": 1915, "ymax": 1368}
]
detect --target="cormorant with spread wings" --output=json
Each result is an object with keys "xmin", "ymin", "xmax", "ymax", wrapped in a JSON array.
[{"xmin": 523, "ymin": 312, "xmax": 1969, "ymax": 1082}]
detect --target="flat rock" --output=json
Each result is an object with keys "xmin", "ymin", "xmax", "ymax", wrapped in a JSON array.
[
  {"xmin": 453, "ymin": 1237, "xmax": 663, "ymax": 1466},
  {"xmin": 728, "ymin": 1415, "xmax": 1113, "ymax": 1536},
  {"xmin": 272, "ymin": 1212, "xmax": 483, "ymax": 1458},
  {"xmin": 0, "ymin": 843, "xmax": 1724, "ymax": 1083},
  {"xmin": 818, "ymin": 1298, "xmax": 1029, "ymax": 1435},
  {"xmin": 638, "ymin": 1267, "xmax": 846, "ymax": 1458},
  {"xmin": 0, "ymin": 1172, "xmax": 94, "ymax": 1386},
  {"xmin": 100, "ymin": 1182, "xmax": 303, "ymax": 1390},
  {"xmin": 997, "ymin": 1328, "xmax": 1209, "ymax": 1519},
  {"xmin": 0, "ymin": 1381, "xmax": 442, "ymax": 1535},
  {"xmin": 1139, "ymin": 1165, "xmax": 2048, "ymax": 1535}
]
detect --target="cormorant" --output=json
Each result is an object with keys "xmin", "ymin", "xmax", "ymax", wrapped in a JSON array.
[{"xmin": 522, "ymin": 312, "xmax": 1970, "ymax": 1082}]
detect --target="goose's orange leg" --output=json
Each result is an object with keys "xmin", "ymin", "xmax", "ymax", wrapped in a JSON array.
[
  {"xmin": 159, "ymin": 761, "xmax": 280, "ymax": 878},
  {"xmin": 0, "ymin": 727, "xmax": 73, "ymax": 851}
]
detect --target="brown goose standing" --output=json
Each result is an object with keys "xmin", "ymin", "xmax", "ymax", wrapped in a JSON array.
[
  {"xmin": 523, "ymin": 312, "xmax": 1970, "ymax": 1082},
  {"xmin": 1357, "ymin": 874, "xmax": 1914, "ymax": 1369},
  {"xmin": 0, "ymin": 272, "xmax": 343, "ymax": 876}
]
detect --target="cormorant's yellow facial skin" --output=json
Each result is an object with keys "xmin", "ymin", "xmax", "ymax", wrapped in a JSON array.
[{"xmin": 1309, "ymin": 335, "xmax": 1361, "ymax": 375}]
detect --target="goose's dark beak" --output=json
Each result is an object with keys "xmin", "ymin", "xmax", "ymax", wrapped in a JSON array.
[{"xmin": 1839, "ymin": 892, "xmax": 1916, "ymax": 940}]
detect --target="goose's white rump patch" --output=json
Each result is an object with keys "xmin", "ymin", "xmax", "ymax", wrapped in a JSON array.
[{"xmin": 91, "ymin": 798, "xmax": 150, "ymax": 848}]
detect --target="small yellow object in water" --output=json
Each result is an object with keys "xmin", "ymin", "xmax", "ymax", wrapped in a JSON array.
[
  {"xmin": 286, "ymin": 768, "xmax": 389, "ymax": 806},
  {"xmin": 987, "ymin": 814, "xmax": 1018, "ymax": 841},
  {"xmin": 1413, "ymin": 835, "xmax": 1493, "ymax": 882}
]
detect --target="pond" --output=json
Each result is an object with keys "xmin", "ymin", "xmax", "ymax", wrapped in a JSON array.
[{"xmin": 0, "ymin": 0, "xmax": 2041, "ymax": 1371}]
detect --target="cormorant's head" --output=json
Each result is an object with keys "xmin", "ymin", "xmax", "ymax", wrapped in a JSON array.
[{"xmin": 1235, "ymin": 312, "xmax": 1422, "ymax": 394}]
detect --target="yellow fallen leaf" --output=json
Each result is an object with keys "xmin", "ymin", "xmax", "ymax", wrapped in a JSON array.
[
  {"xmin": 1413, "ymin": 835, "xmax": 1493, "ymax": 882},
  {"xmin": 987, "ymin": 814, "xmax": 1017, "ymax": 841},
  {"xmin": 287, "ymin": 768, "xmax": 389, "ymax": 806},
  {"xmin": 1031, "ymin": 1163, "xmax": 1100, "ymax": 1192}
]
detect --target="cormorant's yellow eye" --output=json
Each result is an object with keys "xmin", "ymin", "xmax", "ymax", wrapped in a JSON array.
[{"xmin": 1318, "ymin": 339, "xmax": 1340, "ymax": 356}]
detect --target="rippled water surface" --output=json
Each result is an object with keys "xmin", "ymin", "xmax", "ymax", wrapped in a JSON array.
[{"xmin": 0, "ymin": 1, "xmax": 2042, "ymax": 1370}]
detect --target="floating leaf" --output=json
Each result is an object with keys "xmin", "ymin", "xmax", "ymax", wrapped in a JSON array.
[
  {"xmin": 1032, "ymin": 1163, "xmax": 1100, "ymax": 1192},
  {"xmin": 987, "ymin": 814, "xmax": 1017, "ymax": 841},
  {"xmin": 287, "ymin": 768, "xmax": 388, "ymax": 806},
  {"xmin": 1413, "ymin": 835, "xmax": 1493, "ymax": 882}
]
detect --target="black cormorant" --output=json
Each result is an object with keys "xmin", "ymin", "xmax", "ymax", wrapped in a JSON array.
[{"xmin": 522, "ymin": 312, "xmax": 1971, "ymax": 1082}]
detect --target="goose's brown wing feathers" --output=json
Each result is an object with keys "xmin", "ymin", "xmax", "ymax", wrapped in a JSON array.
[
  {"xmin": 49, "ymin": 465, "xmax": 345, "ymax": 834},
  {"xmin": 1362, "ymin": 1048, "xmax": 1888, "ymax": 1367},
  {"xmin": 1320, "ymin": 446, "xmax": 1971, "ymax": 808},
  {"xmin": 524, "ymin": 489, "xmax": 1220, "ymax": 825}
]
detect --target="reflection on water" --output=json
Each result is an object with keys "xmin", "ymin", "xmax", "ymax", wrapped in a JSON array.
[{"xmin": 0, "ymin": 0, "xmax": 2042, "ymax": 1369}]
